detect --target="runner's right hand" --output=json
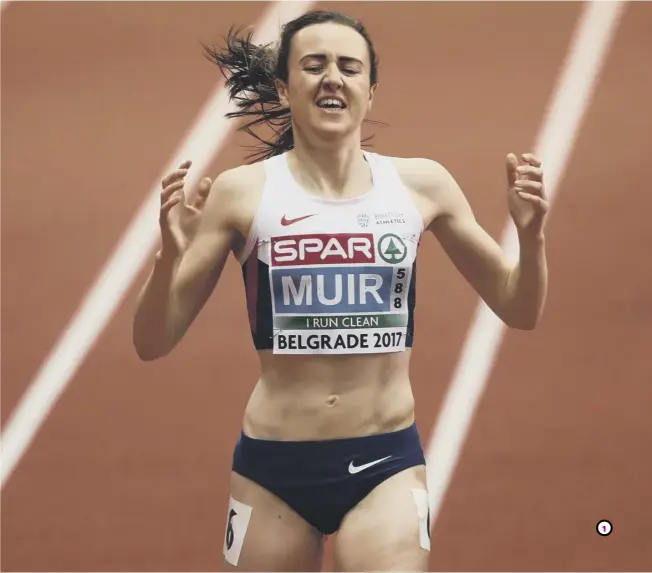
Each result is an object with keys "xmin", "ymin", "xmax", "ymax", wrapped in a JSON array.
[{"xmin": 159, "ymin": 160, "xmax": 212, "ymax": 260}]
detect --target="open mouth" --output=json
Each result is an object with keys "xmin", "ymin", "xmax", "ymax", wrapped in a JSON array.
[{"xmin": 316, "ymin": 97, "xmax": 347, "ymax": 113}]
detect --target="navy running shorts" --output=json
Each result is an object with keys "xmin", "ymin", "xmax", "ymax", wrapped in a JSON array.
[{"xmin": 231, "ymin": 422, "xmax": 426, "ymax": 535}]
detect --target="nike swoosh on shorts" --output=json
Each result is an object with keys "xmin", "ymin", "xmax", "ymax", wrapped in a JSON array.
[{"xmin": 348, "ymin": 455, "xmax": 392, "ymax": 474}]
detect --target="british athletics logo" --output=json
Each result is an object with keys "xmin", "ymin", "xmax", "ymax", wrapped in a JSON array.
[{"xmin": 271, "ymin": 233, "xmax": 375, "ymax": 266}]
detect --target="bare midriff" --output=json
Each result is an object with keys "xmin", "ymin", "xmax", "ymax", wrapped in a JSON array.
[{"xmin": 241, "ymin": 350, "xmax": 416, "ymax": 441}]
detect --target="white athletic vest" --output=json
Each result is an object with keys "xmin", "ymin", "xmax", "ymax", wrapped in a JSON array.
[{"xmin": 239, "ymin": 151, "xmax": 424, "ymax": 355}]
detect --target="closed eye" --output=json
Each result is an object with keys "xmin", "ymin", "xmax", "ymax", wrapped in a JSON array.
[{"xmin": 303, "ymin": 66, "xmax": 361, "ymax": 76}]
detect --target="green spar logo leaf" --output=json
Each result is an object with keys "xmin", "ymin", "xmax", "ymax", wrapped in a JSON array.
[{"xmin": 378, "ymin": 233, "xmax": 407, "ymax": 264}]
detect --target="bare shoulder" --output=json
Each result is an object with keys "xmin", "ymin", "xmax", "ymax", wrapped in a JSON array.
[
  {"xmin": 209, "ymin": 161, "xmax": 266, "ymax": 205},
  {"xmin": 202, "ymin": 160, "xmax": 266, "ymax": 246},
  {"xmin": 206, "ymin": 161, "xmax": 265, "ymax": 217},
  {"xmin": 388, "ymin": 156, "xmax": 456, "ymax": 197},
  {"xmin": 387, "ymin": 156, "xmax": 463, "ymax": 227}
]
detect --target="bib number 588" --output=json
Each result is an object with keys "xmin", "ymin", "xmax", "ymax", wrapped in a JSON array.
[{"xmin": 393, "ymin": 268, "xmax": 407, "ymax": 309}]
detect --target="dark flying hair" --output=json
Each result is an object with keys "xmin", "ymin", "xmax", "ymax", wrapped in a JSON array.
[{"xmin": 202, "ymin": 10, "xmax": 381, "ymax": 163}]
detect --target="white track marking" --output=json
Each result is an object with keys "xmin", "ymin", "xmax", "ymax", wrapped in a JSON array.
[
  {"xmin": 0, "ymin": 0, "xmax": 315, "ymax": 490},
  {"xmin": 425, "ymin": 0, "xmax": 627, "ymax": 531}
]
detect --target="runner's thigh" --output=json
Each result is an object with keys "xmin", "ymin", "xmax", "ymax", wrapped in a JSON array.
[
  {"xmin": 333, "ymin": 465, "xmax": 430, "ymax": 572},
  {"xmin": 221, "ymin": 471, "xmax": 324, "ymax": 571}
]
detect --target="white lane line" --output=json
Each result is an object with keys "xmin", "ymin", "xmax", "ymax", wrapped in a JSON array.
[
  {"xmin": 425, "ymin": 0, "xmax": 627, "ymax": 530},
  {"xmin": 0, "ymin": 0, "xmax": 316, "ymax": 490}
]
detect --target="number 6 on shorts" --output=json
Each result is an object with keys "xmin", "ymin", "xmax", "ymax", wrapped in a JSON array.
[{"xmin": 223, "ymin": 496, "xmax": 253, "ymax": 566}]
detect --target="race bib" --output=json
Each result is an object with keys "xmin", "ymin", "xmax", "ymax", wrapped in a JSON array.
[{"xmin": 268, "ymin": 232, "xmax": 415, "ymax": 355}]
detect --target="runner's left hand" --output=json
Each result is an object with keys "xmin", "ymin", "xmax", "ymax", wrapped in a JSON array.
[{"xmin": 505, "ymin": 153, "xmax": 548, "ymax": 238}]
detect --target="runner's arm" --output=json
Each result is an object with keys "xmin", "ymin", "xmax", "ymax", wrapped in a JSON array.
[
  {"xmin": 406, "ymin": 158, "xmax": 546, "ymax": 330},
  {"xmin": 133, "ymin": 170, "xmax": 240, "ymax": 360}
]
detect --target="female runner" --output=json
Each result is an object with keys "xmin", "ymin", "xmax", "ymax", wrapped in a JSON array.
[{"xmin": 133, "ymin": 9, "xmax": 548, "ymax": 571}]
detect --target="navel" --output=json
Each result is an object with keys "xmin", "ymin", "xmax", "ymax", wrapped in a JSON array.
[{"xmin": 326, "ymin": 394, "xmax": 339, "ymax": 407}]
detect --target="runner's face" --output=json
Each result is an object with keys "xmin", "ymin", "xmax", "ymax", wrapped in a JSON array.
[{"xmin": 277, "ymin": 23, "xmax": 376, "ymax": 140}]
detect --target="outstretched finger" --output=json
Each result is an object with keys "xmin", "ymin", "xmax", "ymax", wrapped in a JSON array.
[
  {"xmin": 161, "ymin": 179, "xmax": 185, "ymax": 204},
  {"xmin": 516, "ymin": 191, "xmax": 548, "ymax": 212},
  {"xmin": 161, "ymin": 168, "xmax": 189, "ymax": 190},
  {"xmin": 160, "ymin": 194, "xmax": 183, "ymax": 217},
  {"xmin": 521, "ymin": 153, "xmax": 541, "ymax": 167},
  {"xmin": 505, "ymin": 153, "xmax": 519, "ymax": 188},
  {"xmin": 516, "ymin": 165, "xmax": 543, "ymax": 181},
  {"xmin": 514, "ymin": 180, "xmax": 545, "ymax": 196}
]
